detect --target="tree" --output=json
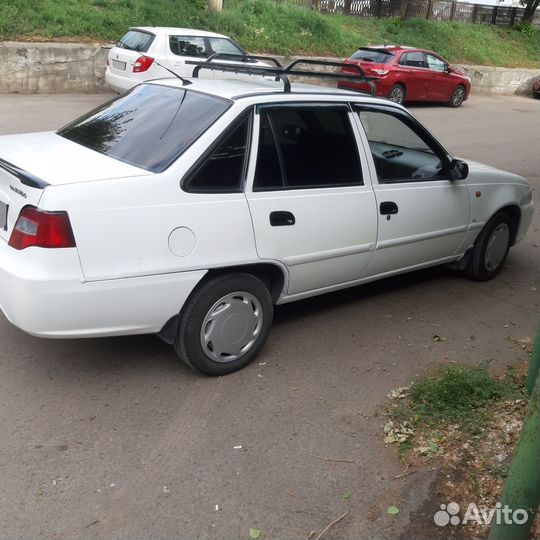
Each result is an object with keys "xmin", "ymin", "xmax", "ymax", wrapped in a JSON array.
[
  {"xmin": 522, "ymin": 0, "xmax": 539, "ymax": 23},
  {"xmin": 208, "ymin": 0, "xmax": 223, "ymax": 12}
]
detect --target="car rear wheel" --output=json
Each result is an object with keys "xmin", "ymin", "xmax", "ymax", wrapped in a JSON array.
[
  {"xmin": 447, "ymin": 85, "xmax": 466, "ymax": 108},
  {"xmin": 387, "ymin": 84, "xmax": 405, "ymax": 105},
  {"xmin": 466, "ymin": 211, "xmax": 512, "ymax": 281},
  {"xmin": 174, "ymin": 273, "xmax": 273, "ymax": 375}
]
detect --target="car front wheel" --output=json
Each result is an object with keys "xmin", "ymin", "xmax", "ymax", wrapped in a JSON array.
[
  {"xmin": 447, "ymin": 85, "xmax": 466, "ymax": 108},
  {"xmin": 174, "ymin": 273, "xmax": 273, "ymax": 375},
  {"xmin": 466, "ymin": 211, "xmax": 513, "ymax": 281}
]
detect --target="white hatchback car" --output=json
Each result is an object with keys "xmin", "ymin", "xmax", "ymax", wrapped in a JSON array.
[
  {"xmin": 105, "ymin": 26, "xmax": 270, "ymax": 93},
  {"xmin": 0, "ymin": 61, "xmax": 533, "ymax": 375}
]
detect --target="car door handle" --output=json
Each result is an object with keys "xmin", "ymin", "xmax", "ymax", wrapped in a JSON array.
[
  {"xmin": 270, "ymin": 211, "xmax": 295, "ymax": 226},
  {"xmin": 380, "ymin": 201, "xmax": 398, "ymax": 215}
]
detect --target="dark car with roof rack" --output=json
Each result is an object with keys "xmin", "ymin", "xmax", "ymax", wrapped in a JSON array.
[{"xmin": 338, "ymin": 45, "xmax": 471, "ymax": 107}]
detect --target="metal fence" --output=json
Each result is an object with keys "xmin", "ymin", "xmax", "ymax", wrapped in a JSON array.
[{"xmin": 285, "ymin": 0, "xmax": 529, "ymax": 26}]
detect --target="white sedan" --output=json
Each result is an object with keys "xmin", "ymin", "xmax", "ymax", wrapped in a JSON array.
[
  {"xmin": 0, "ymin": 68, "xmax": 533, "ymax": 375},
  {"xmin": 105, "ymin": 26, "xmax": 270, "ymax": 93}
]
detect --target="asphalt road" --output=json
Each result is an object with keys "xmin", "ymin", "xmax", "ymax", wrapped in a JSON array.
[{"xmin": 0, "ymin": 93, "xmax": 538, "ymax": 540}]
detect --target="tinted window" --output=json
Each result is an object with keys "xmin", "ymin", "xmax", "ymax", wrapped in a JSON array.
[
  {"xmin": 350, "ymin": 49, "xmax": 394, "ymax": 64},
  {"xmin": 399, "ymin": 52, "xmax": 427, "ymax": 68},
  {"xmin": 208, "ymin": 37, "xmax": 244, "ymax": 58},
  {"xmin": 118, "ymin": 30, "xmax": 154, "ymax": 53},
  {"xmin": 169, "ymin": 36, "xmax": 208, "ymax": 58},
  {"xmin": 58, "ymin": 85, "xmax": 230, "ymax": 173},
  {"xmin": 254, "ymin": 113, "xmax": 283, "ymax": 190},
  {"xmin": 254, "ymin": 106, "xmax": 362, "ymax": 190},
  {"xmin": 426, "ymin": 54, "xmax": 446, "ymax": 72},
  {"xmin": 358, "ymin": 110, "xmax": 444, "ymax": 183},
  {"xmin": 185, "ymin": 117, "xmax": 250, "ymax": 192}
]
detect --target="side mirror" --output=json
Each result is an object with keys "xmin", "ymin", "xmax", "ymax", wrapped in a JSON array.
[
  {"xmin": 444, "ymin": 64, "xmax": 451, "ymax": 74},
  {"xmin": 450, "ymin": 159, "xmax": 469, "ymax": 180}
]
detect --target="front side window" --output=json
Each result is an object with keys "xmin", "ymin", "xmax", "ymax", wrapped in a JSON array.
[
  {"xmin": 358, "ymin": 110, "xmax": 444, "ymax": 183},
  {"xmin": 169, "ymin": 36, "xmax": 208, "ymax": 58},
  {"xmin": 399, "ymin": 52, "xmax": 427, "ymax": 68},
  {"xmin": 184, "ymin": 116, "xmax": 250, "ymax": 192},
  {"xmin": 58, "ymin": 85, "xmax": 230, "ymax": 173},
  {"xmin": 208, "ymin": 37, "xmax": 244, "ymax": 58},
  {"xmin": 254, "ymin": 106, "xmax": 362, "ymax": 190},
  {"xmin": 426, "ymin": 54, "xmax": 446, "ymax": 72}
]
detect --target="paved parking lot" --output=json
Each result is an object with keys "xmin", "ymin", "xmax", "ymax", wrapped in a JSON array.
[{"xmin": 0, "ymin": 93, "xmax": 538, "ymax": 539}]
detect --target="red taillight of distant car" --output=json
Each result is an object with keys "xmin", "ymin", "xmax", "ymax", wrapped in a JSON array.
[
  {"xmin": 8, "ymin": 206, "xmax": 76, "ymax": 250},
  {"xmin": 133, "ymin": 56, "xmax": 155, "ymax": 73}
]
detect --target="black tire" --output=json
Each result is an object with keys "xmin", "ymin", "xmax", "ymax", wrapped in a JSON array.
[
  {"xmin": 174, "ymin": 273, "xmax": 273, "ymax": 376},
  {"xmin": 447, "ymin": 85, "xmax": 466, "ymax": 108},
  {"xmin": 465, "ymin": 211, "xmax": 513, "ymax": 281},
  {"xmin": 387, "ymin": 84, "xmax": 405, "ymax": 105}
]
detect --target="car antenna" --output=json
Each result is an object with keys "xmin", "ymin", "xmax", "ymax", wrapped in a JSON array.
[{"xmin": 152, "ymin": 59, "xmax": 192, "ymax": 86}]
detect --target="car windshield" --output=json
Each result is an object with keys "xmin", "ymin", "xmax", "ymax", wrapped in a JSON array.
[
  {"xmin": 57, "ymin": 85, "xmax": 231, "ymax": 173},
  {"xmin": 350, "ymin": 49, "xmax": 394, "ymax": 63},
  {"xmin": 117, "ymin": 30, "xmax": 155, "ymax": 53}
]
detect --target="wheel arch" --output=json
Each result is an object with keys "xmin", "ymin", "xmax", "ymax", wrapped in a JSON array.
[
  {"xmin": 496, "ymin": 204, "xmax": 521, "ymax": 246},
  {"xmin": 157, "ymin": 262, "xmax": 288, "ymax": 344}
]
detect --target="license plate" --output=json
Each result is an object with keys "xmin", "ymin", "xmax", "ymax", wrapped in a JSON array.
[
  {"xmin": 112, "ymin": 60, "xmax": 126, "ymax": 71},
  {"xmin": 0, "ymin": 201, "xmax": 7, "ymax": 231}
]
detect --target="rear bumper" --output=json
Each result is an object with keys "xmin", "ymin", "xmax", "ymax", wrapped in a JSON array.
[
  {"xmin": 0, "ymin": 241, "xmax": 205, "ymax": 338},
  {"xmin": 105, "ymin": 67, "xmax": 137, "ymax": 93},
  {"xmin": 338, "ymin": 78, "xmax": 387, "ymax": 97}
]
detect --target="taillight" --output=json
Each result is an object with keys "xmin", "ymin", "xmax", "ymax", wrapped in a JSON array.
[
  {"xmin": 133, "ymin": 56, "xmax": 154, "ymax": 73},
  {"xmin": 8, "ymin": 206, "xmax": 76, "ymax": 250}
]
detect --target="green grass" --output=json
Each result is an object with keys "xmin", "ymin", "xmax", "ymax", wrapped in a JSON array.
[
  {"xmin": 0, "ymin": 0, "xmax": 538, "ymax": 67},
  {"xmin": 392, "ymin": 364, "xmax": 526, "ymax": 435}
]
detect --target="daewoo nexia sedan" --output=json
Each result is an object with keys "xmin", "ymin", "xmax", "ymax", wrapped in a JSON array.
[
  {"xmin": 0, "ymin": 60, "xmax": 532, "ymax": 375},
  {"xmin": 339, "ymin": 45, "xmax": 471, "ymax": 107}
]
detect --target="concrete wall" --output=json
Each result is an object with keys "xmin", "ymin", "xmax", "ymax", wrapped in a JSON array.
[
  {"xmin": 0, "ymin": 41, "xmax": 537, "ymax": 96},
  {"xmin": 0, "ymin": 42, "xmax": 110, "ymax": 94}
]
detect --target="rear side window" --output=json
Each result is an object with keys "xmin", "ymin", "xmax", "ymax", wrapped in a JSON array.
[
  {"xmin": 169, "ymin": 36, "xmax": 208, "ymax": 58},
  {"xmin": 184, "ymin": 116, "xmax": 250, "ymax": 193},
  {"xmin": 350, "ymin": 49, "xmax": 394, "ymax": 63},
  {"xmin": 118, "ymin": 30, "xmax": 154, "ymax": 53},
  {"xmin": 58, "ymin": 85, "xmax": 230, "ymax": 173},
  {"xmin": 254, "ymin": 106, "xmax": 362, "ymax": 190},
  {"xmin": 399, "ymin": 52, "xmax": 427, "ymax": 68}
]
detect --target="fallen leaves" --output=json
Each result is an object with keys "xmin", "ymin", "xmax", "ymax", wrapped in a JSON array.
[{"xmin": 383, "ymin": 420, "xmax": 414, "ymax": 444}]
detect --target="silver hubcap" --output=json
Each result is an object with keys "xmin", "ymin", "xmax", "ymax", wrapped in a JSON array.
[
  {"xmin": 200, "ymin": 292, "xmax": 263, "ymax": 363},
  {"xmin": 484, "ymin": 223, "xmax": 510, "ymax": 272},
  {"xmin": 453, "ymin": 87, "xmax": 464, "ymax": 105},
  {"xmin": 389, "ymin": 87, "xmax": 403, "ymax": 103}
]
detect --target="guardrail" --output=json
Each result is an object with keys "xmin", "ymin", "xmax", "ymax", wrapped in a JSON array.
[
  {"xmin": 279, "ymin": 0, "xmax": 535, "ymax": 27},
  {"xmin": 488, "ymin": 325, "xmax": 540, "ymax": 539}
]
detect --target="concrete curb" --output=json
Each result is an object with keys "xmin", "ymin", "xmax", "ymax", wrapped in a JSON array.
[{"xmin": 0, "ymin": 41, "xmax": 537, "ymax": 95}]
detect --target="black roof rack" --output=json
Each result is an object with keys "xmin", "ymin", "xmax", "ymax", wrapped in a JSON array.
[{"xmin": 184, "ymin": 56, "xmax": 376, "ymax": 95}]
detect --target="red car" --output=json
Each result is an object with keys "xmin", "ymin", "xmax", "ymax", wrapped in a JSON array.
[{"xmin": 338, "ymin": 46, "xmax": 471, "ymax": 107}]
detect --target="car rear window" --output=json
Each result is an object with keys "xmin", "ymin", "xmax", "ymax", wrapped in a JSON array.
[
  {"xmin": 350, "ymin": 49, "xmax": 394, "ymax": 63},
  {"xmin": 117, "ymin": 30, "xmax": 155, "ymax": 53},
  {"xmin": 57, "ymin": 85, "xmax": 231, "ymax": 173}
]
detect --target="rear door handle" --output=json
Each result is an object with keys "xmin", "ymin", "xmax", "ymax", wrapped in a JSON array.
[
  {"xmin": 270, "ymin": 211, "xmax": 295, "ymax": 226},
  {"xmin": 380, "ymin": 201, "xmax": 398, "ymax": 215}
]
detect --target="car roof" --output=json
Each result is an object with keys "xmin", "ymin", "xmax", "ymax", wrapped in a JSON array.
[
  {"xmin": 360, "ymin": 45, "xmax": 439, "ymax": 55},
  {"xmin": 130, "ymin": 26, "xmax": 227, "ymax": 39},
  {"xmin": 148, "ymin": 77, "xmax": 400, "ymax": 107}
]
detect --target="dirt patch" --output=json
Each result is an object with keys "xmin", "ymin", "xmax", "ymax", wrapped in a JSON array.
[{"xmin": 383, "ymin": 360, "xmax": 531, "ymax": 540}]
